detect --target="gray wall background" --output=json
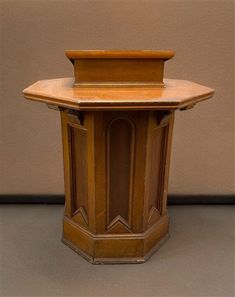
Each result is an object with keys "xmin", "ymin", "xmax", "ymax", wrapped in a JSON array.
[{"xmin": 0, "ymin": 0, "xmax": 234, "ymax": 195}]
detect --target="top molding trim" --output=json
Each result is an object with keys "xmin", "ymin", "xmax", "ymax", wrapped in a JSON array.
[{"xmin": 65, "ymin": 50, "xmax": 175, "ymax": 61}]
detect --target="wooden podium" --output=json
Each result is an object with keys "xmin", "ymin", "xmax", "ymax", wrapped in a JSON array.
[{"xmin": 23, "ymin": 50, "xmax": 214, "ymax": 264}]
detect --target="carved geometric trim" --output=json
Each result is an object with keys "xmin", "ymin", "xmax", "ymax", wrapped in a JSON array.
[
  {"xmin": 68, "ymin": 109, "xmax": 85, "ymax": 125},
  {"xmin": 107, "ymin": 215, "xmax": 132, "ymax": 234},
  {"xmin": 108, "ymin": 215, "xmax": 131, "ymax": 230},
  {"xmin": 155, "ymin": 111, "xmax": 172, "ymax": 127},
  {"xmin": 180, "ymin": 103, "xmax": 196, "ymax": 111},
  {"xmin": 46, "ymin": 104, "xmax": 60, "ymax": 111},
  {"xmin": 148, "ymin": 207, "xmax": 161, "ymax": 225},
  {"xmin": 73, "ymin": 207, "xmax": 88, "ymax": 226}
]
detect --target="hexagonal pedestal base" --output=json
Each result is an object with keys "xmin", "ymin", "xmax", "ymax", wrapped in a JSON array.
[
  {"xmin": 60, "ymin": 109, "xmax": 174, "ymax": 264},
  {"xmin": 62, "ymin": 214, "xmax": 169, "ymax": 264}
]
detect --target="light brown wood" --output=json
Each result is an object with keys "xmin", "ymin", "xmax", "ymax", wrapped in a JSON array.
[
  {"xmin": 60, "ymin": 108, "xmax": 174, "ymax": 262},
  {"xmin": 23, "ymin": 77, "xmax": 214, "ymax": 110},
  {"xmin": 65, "ymin": 50, "xmax": 175, "ymax": 87},
  {"xmin": 23, "ymin": 50, "xmax": 214, "ymax": 264},
  {"xmin": 65, "ymin": 50, "xmax": 175, "ymax": 59}
]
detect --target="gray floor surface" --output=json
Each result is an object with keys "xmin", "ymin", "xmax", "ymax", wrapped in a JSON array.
[{"xmin": 0, "ymin": 205, "xmax": 234, "ymax": 297}]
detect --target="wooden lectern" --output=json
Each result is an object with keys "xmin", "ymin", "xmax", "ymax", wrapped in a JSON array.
[{"xmin": 23, "ymin": 50, "xmax": 214, "ymax": 264}]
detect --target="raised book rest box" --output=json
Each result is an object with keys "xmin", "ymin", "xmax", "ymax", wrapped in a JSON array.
[{"xmin": 23, "ymin": 50, "xmax": 214, "ymax": 264}]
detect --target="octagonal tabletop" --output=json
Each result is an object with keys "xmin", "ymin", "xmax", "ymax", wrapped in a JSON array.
[{"xmin": 23, "ymin": 77, "xmax": 214, "ymax": 110}]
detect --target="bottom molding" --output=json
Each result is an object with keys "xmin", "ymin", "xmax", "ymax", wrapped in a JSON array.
[
  {"xmin": 62, "ymin": 233, "xmax": 170, "ymax": 264},
  {"xmin": 62, "ymin": 214, "xmax": 169, "ymax": 264}
]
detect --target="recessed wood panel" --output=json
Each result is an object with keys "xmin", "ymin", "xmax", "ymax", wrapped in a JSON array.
[
  {"xmin": 148, "ymin": 124, "xmax": 168, "ymax": 225},
  {"xmin": 149, "ymin": 127, "xmax": 163, "ymax": 213},
  {"xmin": 74, "ymin": 59, "xmax": 164, "ymax": 86},
  {"xmin": 69, "ymin": 124, "xmax": 88, "ymax": 225},
  {"xmin": 107, "ymin": 118, "xmax": 134, "ymax": 230}
]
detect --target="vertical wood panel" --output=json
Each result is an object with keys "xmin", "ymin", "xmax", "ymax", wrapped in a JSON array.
[
  {"xmin": 161, "ymin": 113, "xmax": 175, "ymax": 215},
  {"xmin": 148, "ymin": 127, "xmax": 164, "ymax": 213},
  {"xmin": 69, "ymin": 126, "xmax": 88, "ymax": 216},
  {"xmin": 131, "ymin": 111, "xmax": 149, "ymax": 233},
  {"xmin": 107, "ymin": 118, "xmax": 134, "ymax": 230},
  {"xmin": 144, "ymin": 111, "xmax": 173, "ymax": 228},
  {"xmin": 67, "ymin": 121, "xmax": 89, "ymax": 228},
  {"xmin": 60, "ymin": 110, "xmax": 72, "ymax": 218},
  {"xmin": 86, "ymin": 111, "xmax": 96, "ymax": 232}
]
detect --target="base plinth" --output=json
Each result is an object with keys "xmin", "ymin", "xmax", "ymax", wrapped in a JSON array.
[{"xmin": 62, "ymin": 214, "xmax": 169, "ymax": 264}]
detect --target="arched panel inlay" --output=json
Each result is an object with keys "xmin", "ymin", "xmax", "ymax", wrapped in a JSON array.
[{"xmin": 107, "ymin": 118, "xmax": 135, "ymax": 230}]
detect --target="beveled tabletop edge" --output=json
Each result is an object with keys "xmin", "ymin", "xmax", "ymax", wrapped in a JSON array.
[
  {"xmin": 65, "ymin": 50, "xmax": 175, "ymax": 60},
  {"xmin": 23, "ymin": 78, "xmax": 214, "ymax": 111},
  {"xmin": 23, "ymin": 92, "xmax": 214, "ymax": 111}
]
